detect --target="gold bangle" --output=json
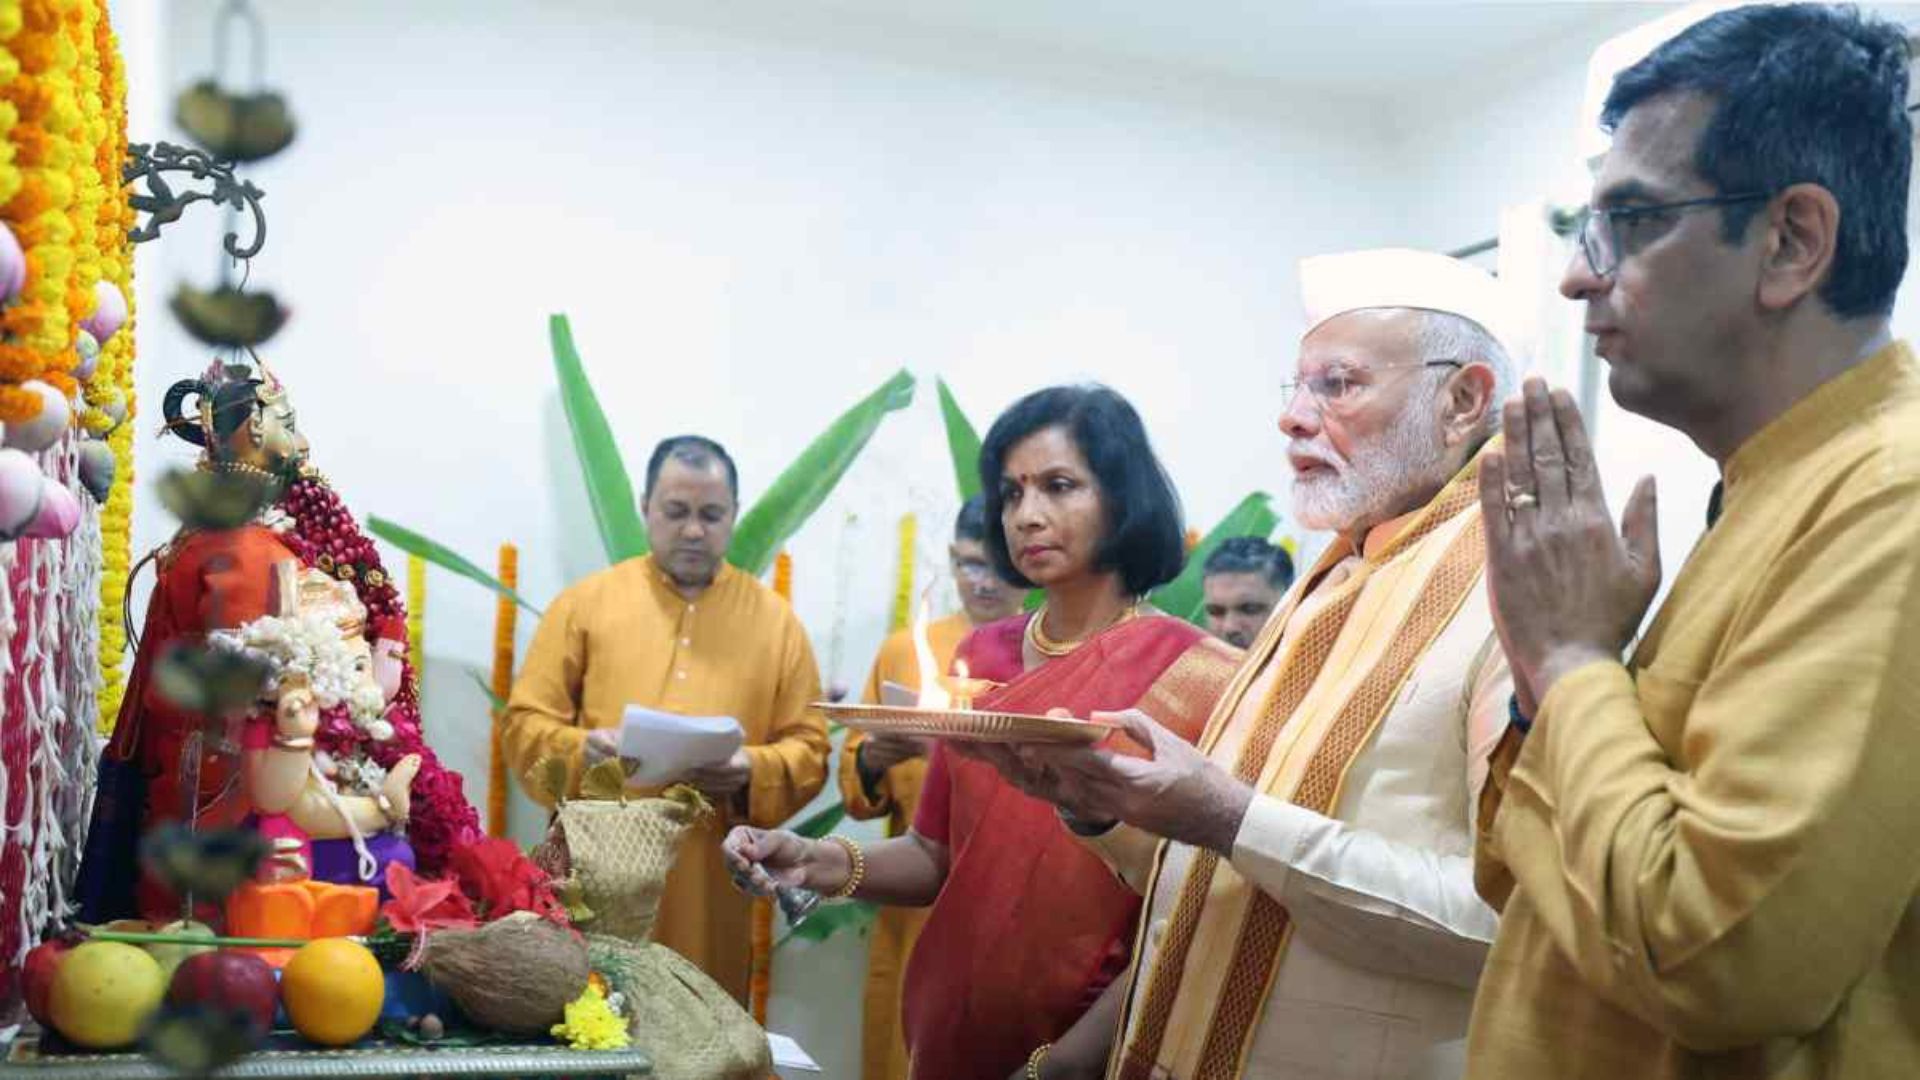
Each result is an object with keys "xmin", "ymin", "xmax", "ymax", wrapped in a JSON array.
[
  {"xmin": 821, "ymin": 835, "xmax": 865, "ymax": 900},
  {"xmin": 270, "ymin": 734, "xmax": 314, "ymax": 751},
  {"xmin": 1025, "ymin": 1042, "xmax": 1051, "ymax": 1080}
]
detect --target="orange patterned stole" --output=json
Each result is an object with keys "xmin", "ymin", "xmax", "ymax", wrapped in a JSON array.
[{"xmin": 1116, "ymin": 456, "xmax": 1490, "ymax": 1080}]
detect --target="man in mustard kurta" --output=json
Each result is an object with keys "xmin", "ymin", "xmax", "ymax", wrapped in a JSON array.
[
  {"xmin": 838, "ymin": 494, "xmax": 1022, "ymax": 1080},
  {"xmin": 503, "ymin": 435, "xmax": 829, "ymax": 1004},
  {"xmin": 1469, "ymin": 8, "xmax": 1920, "ymax": 1078}
]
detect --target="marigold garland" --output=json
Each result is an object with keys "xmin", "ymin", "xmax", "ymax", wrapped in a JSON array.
[
  {"xmin": 890, "ymin": 513, "xmax": 914, "ymax": 633},
  {"xmin": 86, "ymin": 0, "xmax": 133, "ymax": 729},
  {"xmin": 406, "ymin": 550, "xmax": 425, "ymax": 658},
  {"xmin": 486, "ymin": 543, "xmax": 517, "ymax": 838},
  {"xmin": 749, "ymin": 549, "xmax": 795, "ymax": 1024},
  {"xmin": 0, "ymin": 0, "xmax": 136, "ymax": 727}
]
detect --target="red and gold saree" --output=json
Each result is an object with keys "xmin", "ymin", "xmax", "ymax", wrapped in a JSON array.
[{"xmin": 902, "ymin": 613, "xmax": 1238, "ymax": 1080}]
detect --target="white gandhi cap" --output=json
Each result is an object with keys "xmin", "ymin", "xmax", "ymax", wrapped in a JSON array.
[{"xmin": 1298, "ymin": 247, "xmax": 1522, "ymax": 363}]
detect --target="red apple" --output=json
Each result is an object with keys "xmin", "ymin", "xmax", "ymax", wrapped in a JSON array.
[
  {"xmin": 21, "ymin": 939, "xmax": 72, "ymax": 1028},
  {"xmin": 168, "ymin": 951, "xmax": 279, "ymax": 1037}
]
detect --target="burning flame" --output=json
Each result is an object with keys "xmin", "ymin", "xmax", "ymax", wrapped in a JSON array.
[{"xmin": 912, "ymin": 599, "xmax": 952, "ymax": 709}]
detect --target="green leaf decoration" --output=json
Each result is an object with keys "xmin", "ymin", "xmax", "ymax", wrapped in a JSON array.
[
  {"xmin": 786, "ymin": 800, "xmax": 846, "ymax": 839},
  {"xmin": 936, "ymin": 377, "xmax": 983, "ymax": 501},
  {"xmin": 551, "ymin": 313, "xmax": 650, "ymax": 564},
  {"xmin": 367, "ymin": 516, "xmax": 543, "ymax": 615},
  {"xmin": 1148, "ymin": 491, "xmax": 1280, "ymax": 626},
  {"xmin": 465, "ymin": 666, "xmax": 506, "ymax": 714},
  {"xmin": 727, "ymin": 369, "xmax": 916, "ymax": 577},
  {"xmin": 779, "ymin": 900, "xmax": 877, "ymax": 946}
]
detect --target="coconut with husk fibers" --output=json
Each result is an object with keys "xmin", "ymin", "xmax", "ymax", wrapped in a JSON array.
[{"xmin": 421, "ymin": 912, "xmax": 589, "ymax": 1034}]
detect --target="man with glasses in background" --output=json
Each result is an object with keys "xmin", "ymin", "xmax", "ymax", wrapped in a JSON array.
[
  {"xmin": 1468, "ymin": 6, "xmax": 1920, "ymax": 1078},
  {"xmin": 961, "ymin": 248, "xmax": 1519, "ymax": 1079}
]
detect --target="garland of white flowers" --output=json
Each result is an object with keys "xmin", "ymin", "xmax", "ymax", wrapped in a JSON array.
[
  {"xmin": 208, "ymin": 611, "xmax": 390, "ymax": 735},
  {"xmin": 209, "ymin": 608, "xmax": 394, "ymax": 881}
]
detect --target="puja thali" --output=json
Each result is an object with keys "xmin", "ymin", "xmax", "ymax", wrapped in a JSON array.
[{"xmin": 818, "ymin": 703, "xmax": 1116, "ymax": 745}]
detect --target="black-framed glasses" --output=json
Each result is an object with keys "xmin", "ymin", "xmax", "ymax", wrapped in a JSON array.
[
  {"xmin": 1574, "ymin": 191, "xmax": 1773, "ymax": 277},
  {"xmin": 1282, "ymin": 359, "xmax": 1464, "ymax": 416}
]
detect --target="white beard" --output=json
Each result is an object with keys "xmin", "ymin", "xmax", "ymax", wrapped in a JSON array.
[{"xmin": 1291, "ymin": 401, "xmax": 1452, "ymax": 534}]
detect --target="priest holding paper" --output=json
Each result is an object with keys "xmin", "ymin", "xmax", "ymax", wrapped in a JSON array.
[{"xmin": 502, "ymin": 434, "xmax": 830, "ymax": 1003}]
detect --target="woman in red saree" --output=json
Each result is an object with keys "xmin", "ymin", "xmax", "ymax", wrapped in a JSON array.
[{"xmin": 725, "ymin": 386, "xmax": 1239, "ymax": 1080}]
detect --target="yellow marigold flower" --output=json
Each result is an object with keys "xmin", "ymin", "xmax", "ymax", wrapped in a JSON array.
[{"xmin": 550, "ymin": 983, "xmax": 630, "ymax": 1051}]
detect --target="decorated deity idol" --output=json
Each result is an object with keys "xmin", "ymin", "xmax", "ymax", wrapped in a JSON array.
[
  {"xmin": 209, "ymin": 560, "xmax": 421, "ymax": 888},
  {"xmin": 82, "ymin": 356, "xmax": 478, "ymax": 922}
]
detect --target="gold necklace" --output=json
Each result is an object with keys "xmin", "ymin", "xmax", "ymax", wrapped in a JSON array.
[{"xmin": 1026, "ymin": 598, "xmax": 1141, "ymax": 657}]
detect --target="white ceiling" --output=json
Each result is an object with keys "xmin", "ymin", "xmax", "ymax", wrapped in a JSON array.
[{"xmin": 804, "ymin": 1, "xmax": 1681, "ymax": 96}]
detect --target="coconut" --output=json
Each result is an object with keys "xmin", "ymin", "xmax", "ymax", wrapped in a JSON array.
[
  {"xmin": 0, "ymin": 449, "xmax": 43, "ymax": 538},
  {"xmin": 72, "ymin": 329, "xmax": 100, "ymax": 382},
  {"xmin": 76, "ymin": 440, "xmax": 114, "ymax": 502},
  {"xmin": 0, "ymin": 223, "xmax": 23, "ymax": 305},
  {"xmin": 2, "ymin": 381, "xmax": 69, "ymax": 454},
  {"xmin": 422, "ymin": 912, "xmax": 588, "ymax": 1035},
  {"xmin": 22, "ymin": 479, "xmax": 79, "ymax": 539},
  {"xmin": 82, "ymin": 280, "xmax": 128, "ymax": 344}
]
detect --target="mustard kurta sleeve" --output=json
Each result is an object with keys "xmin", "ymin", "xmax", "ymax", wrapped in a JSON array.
[
  {"xmin": 839, "ymin": 631, "xmax": 907, "ymax": 820},
  {"xmin": 1496, "ymin": 480, "xmax": 1920, "ymax": 1051},
  {"xmin": 500, "ymin": 586, "xmax": 590, "ymax": 807},
  {"xmin": 744, "ymin": 612, "xmax": 830, "ymax": 828}
]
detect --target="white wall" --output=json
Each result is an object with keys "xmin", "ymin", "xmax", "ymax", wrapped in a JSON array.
[{"xmin": 131, "ymin": 2, "xmax": 1406, "ymax": 1072}]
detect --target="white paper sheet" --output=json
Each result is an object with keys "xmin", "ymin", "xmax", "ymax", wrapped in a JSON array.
[
  {"xmin": 879, "ymin": 680, "xmax": 917, "ymax": 707},
  {"xmin": 617, "ymin": 705, "xmax": 743, "ymax": 785},
  {"xmin": 767, "ymin": 1032, "xmax": 821, "ymax": 1072}
]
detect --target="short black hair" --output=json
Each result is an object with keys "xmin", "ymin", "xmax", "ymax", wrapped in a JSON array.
[
  {"xmin": 1203, "ymin": 536, "xmax": 1295, "ymax": 590},
  {"xmin": 953, "ymin": 493, "xmax": 989, "ymax": 544},
  {"xmin": 643, "ymin": 435, "xmax": 738, "ymax": 502},
  {"xmin": 1602, "ymin": 3, "xmax": 1910, "ymax": 317},
  {"xmin": 977, "ymin": 384, "xmax": 1185, "ymax": 596}
]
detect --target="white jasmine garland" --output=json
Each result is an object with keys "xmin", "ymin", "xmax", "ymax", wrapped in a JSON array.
[{"xmin": 208, "ymin": 611, "xmax": 389, "ymax": 725}]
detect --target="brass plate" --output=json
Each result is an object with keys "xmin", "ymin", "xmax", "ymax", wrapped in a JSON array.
[{"xmin": 819, "ymin": 703, "xmax": 1114, "ymax": 745}]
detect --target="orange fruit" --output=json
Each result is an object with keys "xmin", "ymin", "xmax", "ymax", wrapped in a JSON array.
[{"xmin": 280, "ymin": 938, "xmax": 384, "ymax": 1046}]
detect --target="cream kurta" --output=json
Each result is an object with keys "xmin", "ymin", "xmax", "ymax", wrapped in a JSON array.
[
  {"xmin": 501, "ymin": 555, "xmax": 829, "ymax": 1003},
  {"xmin": 1470, "ymin": 342, "xmax": 1920, "ymax": 1078},
  {"xmin": 838, "ymin": 612, "xmax": 970, "ymax": 1080},
  {"xmin": 1090, "ymin": 488, "xmax": 1511, "ymax": 1079}
]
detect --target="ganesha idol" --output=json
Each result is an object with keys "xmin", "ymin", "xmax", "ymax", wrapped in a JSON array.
[
  {"xmin": 80, "ymin": 356, "xmax": 480, "ymax": 926},
  {"xmin": 209, "ymin": 560, "xmax": 421, "ymax": 891}
]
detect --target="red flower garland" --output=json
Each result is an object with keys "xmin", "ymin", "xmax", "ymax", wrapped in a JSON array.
[{"xmin": 277, "ymin": 474, "xmax": 481, "ymax": 877}]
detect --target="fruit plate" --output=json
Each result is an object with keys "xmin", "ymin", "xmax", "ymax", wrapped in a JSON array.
[{"xmin": 818, "ymin": 703, "xmax": 1116, "ymax": 745}]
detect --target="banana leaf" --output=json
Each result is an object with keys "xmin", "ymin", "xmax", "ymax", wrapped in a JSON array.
[
  {"xmin": 466, "ymin": 667, "xmax": 506, "ymax": 714},
  {"xmin": 367, "ymin": 515, "xmax": 542, "ymax": 614},
  {"xmin": 1148, "ymin": 491, "xmax": 1280, "ymax": 626},
  {"xmin": 936, "ymin": 377, "xmax": 983, "ymax": 501},
  {"xmin": 786, "ymin": 800, "xmax": 846, "ymax": 839},
  {"xmin": 727, "ymin": 369, "xmax": 916, "ymax": 577},
  {"xmin": 551, "ymin": 314, "xmax": 650, "ymax": 564}
]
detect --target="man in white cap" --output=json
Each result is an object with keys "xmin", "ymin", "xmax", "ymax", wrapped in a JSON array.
[{"xmin": 958, "ymin": 248, "xmax": 1519, "ymax": 1079}]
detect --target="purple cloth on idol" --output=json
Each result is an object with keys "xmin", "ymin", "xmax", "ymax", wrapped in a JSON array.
[{"xmin": 311, "ymin": 833, "xmax": 415, "ymax": 899}]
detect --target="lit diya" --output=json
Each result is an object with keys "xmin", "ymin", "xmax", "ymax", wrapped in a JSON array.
[{"xmin": 816, "ymin": 602, "xmax": 1116, "ymax": 745}]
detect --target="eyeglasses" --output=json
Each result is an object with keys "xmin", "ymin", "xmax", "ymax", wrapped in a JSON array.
[
  {"xmin": 1281, "ymin": 359, "xmax": 1464, "ymax": 415},
  {"xmin": 1574, "ymin": 191, "xmax": 1773, "ymax": 278}
]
